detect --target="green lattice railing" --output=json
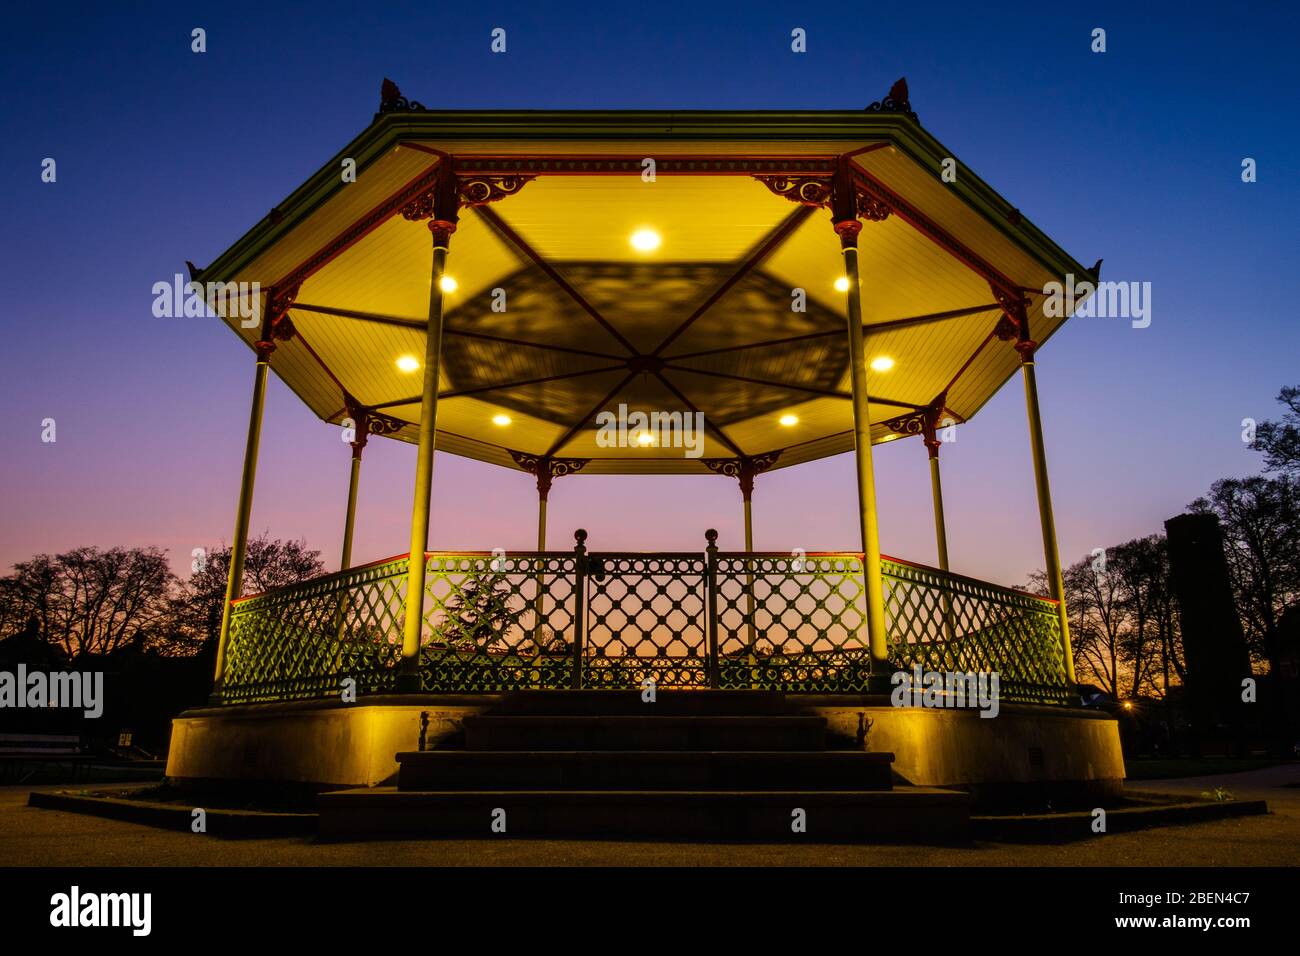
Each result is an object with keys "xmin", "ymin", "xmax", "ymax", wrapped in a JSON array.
[
  {"xmin": 715, "ymin": 553, "xmax": 872, "ymax": 692},
  {"xmin": 583, "ymin": 553, "xmax": 710, "ymax": 688},
  {"xmin": 881, "ymin": 555, "xmax": 1072, "ymax": 705},
  {"xmin": 223, "ymin": 554, "xmax": 408, "ymax": 703},
  {"xmin": 219, "ymin": 535, "xmax": 1073, "ymax": 704},
  {"xmin": 419, "ymin": 552, "xmax": 578, "ymax": 692}
]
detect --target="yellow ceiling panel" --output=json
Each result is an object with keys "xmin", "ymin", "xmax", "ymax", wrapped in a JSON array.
[
  {"xmin": 856, "ymin": 148, "xmax": 1061, "ymax": 291},
  {"xmin": 854, "ymin": 308, "xmax": 1002, "ymax": 414},
  {"xmin": 226, "ymin": 148, "xmax": 440, "ymax": 294},
  {"xmin": 286, "ymin": 307, "xmax": 432, "ymax": 410},
  {"xmin": 724, "ymin": 396, "xmax": 846, "ymax": 454},
  {"xmin": 201, "ymin": 115, "xmax": 1089, "ymax": 476},
  {"xmin": 492, "ymin": 175, "xmax": 788, "ymax": 264},
  {"xmin": 295, "ymin": 206, "xmax": 521, "ymax": 322}
]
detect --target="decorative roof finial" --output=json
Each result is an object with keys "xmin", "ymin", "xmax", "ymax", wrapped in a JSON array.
[
  {"xmin": 379, "ymin": 78, "xmax": 424, "ymax": 113},
  {"xmin": 866, "ymin": 77, "xmax": 917, "ymax": 121}
]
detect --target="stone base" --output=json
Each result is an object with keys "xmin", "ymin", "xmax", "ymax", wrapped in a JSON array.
[
  {"xmin": 166, "ymin": 695, "xmax": 1125, "ymax": 808},
  {"xmin": 808, "ymin": 699, "xmax": 1125, "ymax": 810},
  {"xmin": 165, "ymin": 696, "xmax": 494, "ymax": 789}
]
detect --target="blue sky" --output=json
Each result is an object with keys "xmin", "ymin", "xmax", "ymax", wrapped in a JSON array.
[{"xmin": 1, "ymin": 0, "xmax": 1296, "ymax": 586}]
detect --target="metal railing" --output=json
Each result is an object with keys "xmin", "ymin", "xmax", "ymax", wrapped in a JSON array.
[
  {"xmin": 220, "ymin": 531, "xmax": 1073, "ymax": 704},
  {"xmin": 222, "ymin": 554, "xmax": 408, "ymax": 703}
]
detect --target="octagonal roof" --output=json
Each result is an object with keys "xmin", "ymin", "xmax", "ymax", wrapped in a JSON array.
[{"xmin": 194, "ymin": 84, "xmax": 1096, "ymax": 475}]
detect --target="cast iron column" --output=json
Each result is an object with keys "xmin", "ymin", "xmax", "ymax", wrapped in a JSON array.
[
  {"xmin": 339, "ymin": 403, "xmax": 370, "ymax": 572},
  {"xmin": 922, "ymin": 406, "xmax": 950, "ymax": 572},
  {"xmin": 1006, "ymin": 296, "xmax": 1076, "ymax": 684},
  {"xmin": 399, "ymin": 173, "xmax": 459, "ymax": 689},
  {"xmin": 833, "ymin": 160, "xmax": 890, "ymax": 674},
  {"xmin": 212, "ymin": 287, "xmax": 295, "ymax": 690}
]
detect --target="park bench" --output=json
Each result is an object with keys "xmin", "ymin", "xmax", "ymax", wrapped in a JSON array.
[{"xmin": 0, "ymin": 733, "xmax": 93, "ymax": 784}]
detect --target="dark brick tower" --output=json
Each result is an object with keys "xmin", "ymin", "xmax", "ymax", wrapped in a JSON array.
[{"xmin": 1164, "ymin": 513, "xmax": 1253, "ymax": 754}]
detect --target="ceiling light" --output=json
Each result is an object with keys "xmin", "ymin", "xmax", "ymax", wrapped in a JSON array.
[
  {"xmin": 491, "ymin": 413, "xmax": 511, "ymax": 426},
  {"xmin": 834, "ymin": 276, "xmax": 850, "ymax": 292},
  {"xmin": 439, "ymin": 275, "xmax": 458, "ymax": 293},
  {"xmin": 779, "ymin": 414, "xmax": 799, "ymax": 427},
  {"xmin": 870, "ymin": 356, "xmax": 895, "ymax": 372},
  {"xmin": 630, "ymin": 229, "xmax": 661, "ymax": 252},
  {"xmin": 396, "ymin": 355, "xmax": 420, "ymax": 372},
  {"xmin": 635, "ymin": 430, "xmax": 656, "ymax": 447}
]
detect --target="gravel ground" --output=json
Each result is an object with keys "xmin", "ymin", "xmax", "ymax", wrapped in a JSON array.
[{"xmin": 2, "ymin": 763, "xmax": 1297, "ymax": 867}]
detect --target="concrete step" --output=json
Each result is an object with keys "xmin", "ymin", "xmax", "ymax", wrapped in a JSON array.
[
  {"xmin": 398, "ymin": 750, "xmax": 894, "ymax": 791},
  {"xmin": 463, "ymin": 715, "xmax": 827, "ymax": 751},
  {"xmin": 318, "ymin": 787, "xmax": 970, "ymax": 843},
  {"xmin": 489, "ymin": 689, "xmax": 788, "ymax": 717}
]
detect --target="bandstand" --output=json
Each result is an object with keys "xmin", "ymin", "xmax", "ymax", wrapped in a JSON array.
[{"xmin": 166, "ymin": 80, "xmax": 1123, "ymax": 839}]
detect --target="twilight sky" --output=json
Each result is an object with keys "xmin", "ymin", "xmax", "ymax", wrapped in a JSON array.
[{"xmin": 1, "ymin": 1, "xmax": 1296, "ymax": 589}]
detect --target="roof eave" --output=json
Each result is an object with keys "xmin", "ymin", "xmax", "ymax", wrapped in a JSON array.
[{"xmin": 194, "ymin": 110, "xmax": 1092, "ymax": 292}]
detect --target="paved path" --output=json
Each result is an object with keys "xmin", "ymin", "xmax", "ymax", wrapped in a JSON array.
[{"xmin": 2, "ymin": 764, "xmax": 1297, "ymax": 866}]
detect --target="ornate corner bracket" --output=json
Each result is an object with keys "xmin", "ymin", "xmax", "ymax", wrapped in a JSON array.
[
  {"xmin": 341, "ymin": 392, "xmax": 407, "ymax": 456},
  {"xmin": 754, "ymin": 172, "xmax": 893, "ymax": 224},
  {"xmin": 884, "ymin": 395, "xmax": 958, "ymax": 458},
  {"xmin": 754, "ymin": 175, "xmax": 834, "ymax": 207},
  {"xmin": 991, "ymin": 283, "xmax": 1036, "ymax": 359},
  {"xmin": 509, "ymin": 451, "xmax": 591, "ymax": 500},
  {"xmin": 400, "ymin": 171, "xmax": 536, "ymax": 225},
  {"xmin": 702, "ymin": 451, "xmax": 782, "ymax": 499},
  {"xmin": 254, "ymin": 283, "xmax": 300, "ymax": 358}
]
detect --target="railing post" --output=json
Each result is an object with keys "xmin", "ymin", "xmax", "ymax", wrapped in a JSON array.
[
  {"xmin": 571, "ymin": 529, "xmax": 588, "ymax": 690},
  {"xmin": 705, "ymin": 529, "xmax": 720, "ymax": 688}
]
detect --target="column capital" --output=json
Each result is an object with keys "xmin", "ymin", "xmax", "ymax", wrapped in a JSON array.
[
  {"xmin": 342, "ymin": 393, "xmax": 371, "ymax": 458},
  {"xmin": 834, "ymin": 156, "xmax": 893, "ymax": 242},
  {"xmin": 510, "ymin": 451, "xmax": 590, "ymax": 501},
  {"xmin": 401, "ymin": 169, "xmax": 534, "ymax": 229},
  {"xmin": 401, "ymin": 166, "xmax": 462, "ymax": 226},
  {"xmin": 253, "ymin": 283, "xmax": 299, "ymax": 359},
  {"xmin": 834, "ymin": 219, "xmax": 863, "ymax": 248},
  {"xmin": 884, "ymin": 397, "xmax": 955, "ymax": 460},
  {"xmin": 756, "ymin": 157, "xmax": 892, "ymax": 234},
  {"xmin": 992, "ymin": 283, "xmax": 1036, "ymax": 360},
  {"xmin": 701, "ymin": 452, "xmax": 781, "ymax": 500},
  {"xmin": 427, "ymin": 219, "xmax": 457, "ymax": 247},
  {"xmin": 342, "ymin": 393, "xmax": 405, "ymax": 457},
  {"xmin": 921, "ymin": 397, "xmax": 948, "ymax": 459}
]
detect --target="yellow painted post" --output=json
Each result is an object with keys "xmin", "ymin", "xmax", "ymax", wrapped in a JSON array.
[
  {"xmin": 533, "ymin": 470, "xmax": 549, "ymax": 648},
  {"xmin": 836, "ymin": 217, "xmax": 890, "ymax": 672},
  {"xmin": 741, "ymin": 483, "xmax": 757, "ymax": 681},
  {"xmin": 742, "ymin": 494, "xmax": 754, "ymax": 552},
  {"xmin": 1019, "ymin": 344, "xmax": 1077, "ymax": 685},
  {"xmin": 926, "ymin": 435, "xmax": 955, "ymax": 643},
  {"xmin": 213, "ymin": 339, "xmax": 274, "ymax": 686},
  {"xmin": 400, "ymin": 217, "xmax": 456, "ymax": 686},
  {"xmin": 340, "ymin": 447, "xmax": 362, "ymax": 571},
  {"xmin": 927, "ymin": 447, "xmax": 950, "ymax": 572},
  {"xmin": 537, "ymin": 495, "xmax": 548, "ymax": 551}
]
